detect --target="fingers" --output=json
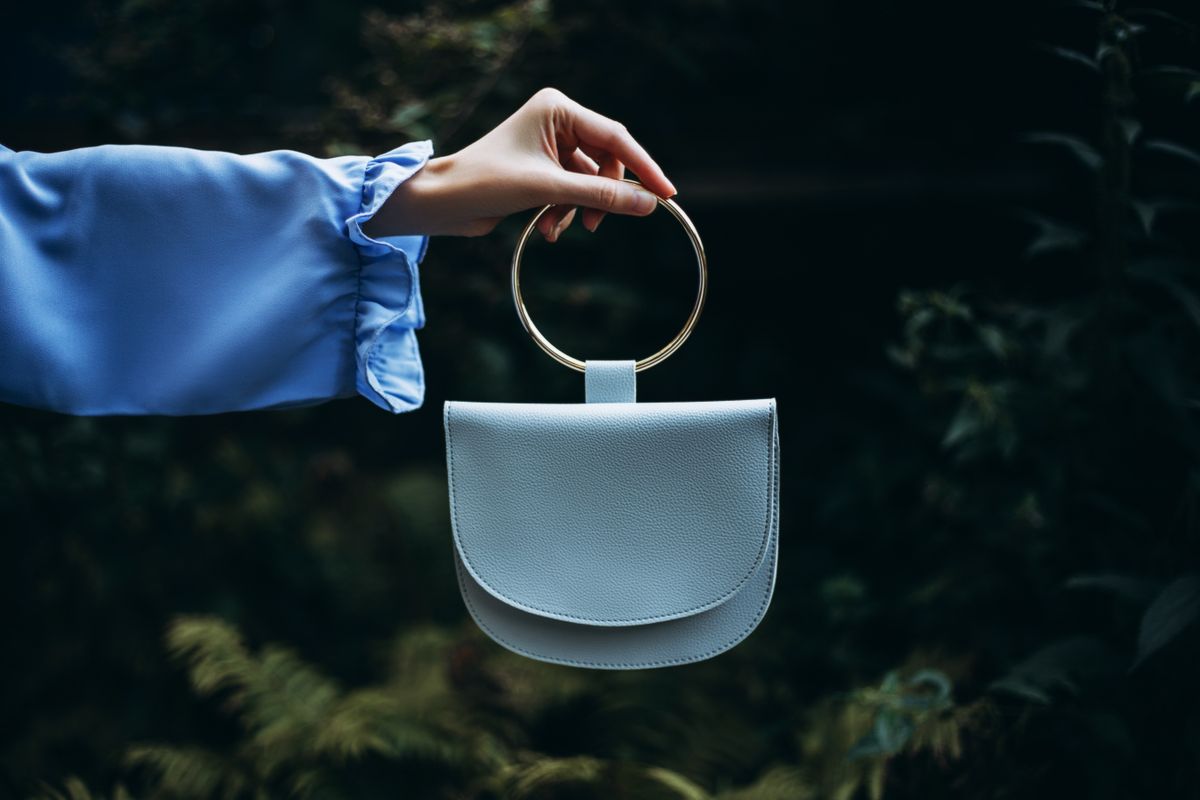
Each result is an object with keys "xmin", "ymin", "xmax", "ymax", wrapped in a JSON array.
[
  {"xmin": 546, "ymin": 208, "xmax": 577, "ymax": 243},
  {"xmin": 582, "ymin": 150, "xmax": 624, "ymax": 233},
  {"xmin": 538, "ymin": 148, "xmax": 598, "ymax": 242},
  {"xmin": 561, "ymin": 98, "xmax": 676, "ymax": 200},
  {"xmin": 537, "ymin": 206, "xmax": 569, "ymax": 242},
  {"xmin": 513, "ymin": 89, "xmax": 674, "ymax": 237},
  {"xmin": 551, "ymin": 170, "xmax": 661, "ymax": 218},
  {"xmin": 537, "ymin": 203, "xmax": 577, "ymax": 242}
]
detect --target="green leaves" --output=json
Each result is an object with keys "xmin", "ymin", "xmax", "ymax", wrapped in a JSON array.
[
  {"xmin": 1034, "ymin": 43, "xmax": 1099, "ymax": 72},
  {"xmin": 32, "ymin": 778, "xmax": 135, "ymax": 800},
  {"xmin": 486, "ymin": 756, "xmax": 719, "ymax": 800},
  {"xmin": 145, "ymin": 616, "xmax": 800, "ymax": 798},
  {"xmin": 849, "ymin": 709, "xmax": 915, "ymax": 759},
  {"xmin": 714, "ymin": 766, "xmax": 810, "ymax": 800},
  {"xmin": 1134, "ymin": 575, "xmax": 1200, "ymax": 667},
  {"xmin": 1066, "ymin": 573, "xmax": 1162, "ymax": 606},
  {"xmin": 328, "ymin": 0, "xmax": 555, "ymax": 145},
  {"xmin": 124, "ymin": 746, "xmax": 248, "ymax": 800},
  {"xmin": 1020, "ymin": 132, "xmax": 1104, "ymax": 171},
  {"xmin": 848, "ymin": 669, "xmax": 955, "ymax": 760},
  {"xmin": 492, "ymin": 755, "xmax": 606, "ymax": 797},
  {"xmin": 145, "ymin": 617, "xmax": 482, "ymax": 797},
  {"xmin": 644, "ymin": 767, "xmax": 713, "ymax": 800},
  {"xmin": 996, "ymin": 575, "xmax": 1200, "ymax": 696},
  {"xmin": 1127, "ymin": 258, "xmax": 1200, "ymax": 330},
  {"xmin": 1141, "ymin": 65, "xmax": 1200, "ymax": 82},
  {"xmin": 990, "ymin": 637, "xmax": 1121, "ymax": 705},
  {"xmin": 1143, "ymin": 138, "xmax": 1200, "ymax": 169},
  {"xmin": 1018, "ymin": 211, "xmax": 1088, "ymax": 258},
  {"xmin": 385, "ymin": 100, "xmax": 435, "ymax": 140},
  {"xmin": 1126, "ymin": 8, "xmax": 1200, "ymax": 36}
]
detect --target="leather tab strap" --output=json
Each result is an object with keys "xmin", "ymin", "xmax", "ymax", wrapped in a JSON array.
[{"xmin": 584, "ymin": 360, "xmax": 636, "ymax": 403}]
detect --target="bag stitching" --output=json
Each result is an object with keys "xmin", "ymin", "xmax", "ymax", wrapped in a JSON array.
[
  {"xmin": 447, "ymin": 401, "xmax": 775, "ymax": 623},
  {"xmin": 445, "ymin": 400, "xmax": 775, "ymax": 624},
  {"xmin": 452, "ymin": 409, "xmax": 780, "ymax": 669}
]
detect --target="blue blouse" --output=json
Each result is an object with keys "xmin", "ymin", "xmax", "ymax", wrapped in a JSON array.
[{"xmin": 0, "ymin": 139, "xmax": 435, "ymax": 415}]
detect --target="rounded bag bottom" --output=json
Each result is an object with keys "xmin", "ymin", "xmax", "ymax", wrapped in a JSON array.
[{"xmin": 453, "ymin": 531, "xmax": 778, "ymax": 670}]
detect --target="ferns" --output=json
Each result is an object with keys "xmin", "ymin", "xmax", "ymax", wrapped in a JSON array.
[
  {"xmin": 49, "ymin": 614, "xmax": 983, "ymax": 800},
  {"xmin": 124, "ymin": 617, "xmax": 486, "ymax": 798},
  {"xmin": 485, "ymin": 755, "xmax": 722, "ymax": 800},
  {"xmin": 135, "ymin": 615, "xmax": 744, "ymax": 798},
  {"xmin": 124, "ymin": 747, "xmax": 250, "ymax": 800},
  {"xmin": 33, "ymin": 778, "xmax": 135, "ymax": 800},
  {"xmin": 489, "ymin": 755, "xmax": 606, "ymax": 797},
  {"xmin": 788, "ymin": 666, "xmax": 985, "ymax": 800},
  {"xmin": 714, "ymin": 767, "xmax": 812, "ymax": 800}
]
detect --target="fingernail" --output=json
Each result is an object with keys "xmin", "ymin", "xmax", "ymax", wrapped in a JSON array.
[
  {"xmin": 666, "ymin": 180, "xmax": 678, "ymax": 197},
  {"xmin": 632, "ymin": 189, "xmax": 657, "ymax": 214},
  {"xmin": 591, "ymin": 215, "xmax": 603, "ymax": 232}
]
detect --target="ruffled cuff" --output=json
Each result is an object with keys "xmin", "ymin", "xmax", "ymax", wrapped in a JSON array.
[{"xmin": 346, "ymin": 140, "xmax": 434, "ymax": 413}]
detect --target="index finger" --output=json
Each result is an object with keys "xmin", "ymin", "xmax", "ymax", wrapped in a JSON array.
[{"xmin": 563, "ymin": 100, "xmax": 677, "ymax": 200}]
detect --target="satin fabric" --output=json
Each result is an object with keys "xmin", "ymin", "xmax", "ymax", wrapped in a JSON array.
[{"xmin": 0, "ymin": 139, "xmax": 433, "ymax": 415}]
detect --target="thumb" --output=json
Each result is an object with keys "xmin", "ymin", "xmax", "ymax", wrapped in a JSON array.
[{"xmin": 551, "ymin": 172, "xmax": 661, "ymax": 217}]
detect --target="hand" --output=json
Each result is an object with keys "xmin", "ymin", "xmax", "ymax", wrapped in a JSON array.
[{"xmin": 362, "ymin": 87, "xmax": 677, "ymax": 242}]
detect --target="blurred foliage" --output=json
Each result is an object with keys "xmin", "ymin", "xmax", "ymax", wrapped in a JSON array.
[
  {"xmin": 326, "ymin": 0, "xmax": 553, "ymax": 149},
  {"xmin": 5, "ymin": 0, "xmax": 1200, "ymax": 798}
]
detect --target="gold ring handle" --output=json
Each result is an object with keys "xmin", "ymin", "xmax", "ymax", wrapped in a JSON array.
[{"xmin": 511, "ymin": 178, "xmax": 708, "ymax": 373}]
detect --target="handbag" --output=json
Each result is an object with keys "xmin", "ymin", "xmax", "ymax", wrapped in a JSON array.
[{"xmin": 443, "ymin": 183, "xmax": 780, "ymax": 670}]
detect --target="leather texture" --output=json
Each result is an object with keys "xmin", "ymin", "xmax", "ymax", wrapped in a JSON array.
[
  {"xmin": 585, "ymin": 359, "xmax": 637, "ymax": 403},
  {"xmin": 443, "ymin": 360, "xmax": 780, "ymax": 669}
]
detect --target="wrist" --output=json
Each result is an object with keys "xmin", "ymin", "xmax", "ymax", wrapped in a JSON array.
[{"xmin": 362, "ymin": 154, "xmax": 455, "ymax": 238}]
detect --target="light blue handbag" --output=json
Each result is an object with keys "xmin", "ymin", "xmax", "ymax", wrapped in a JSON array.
[{"xmin": 444, "ymin": 185, "xmax": 780, "ymax": 670}]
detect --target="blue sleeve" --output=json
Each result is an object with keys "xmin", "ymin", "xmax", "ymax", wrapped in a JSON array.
[{"xmin": 0, "ymin": 139, "xmax": 434, "ymax": 415}]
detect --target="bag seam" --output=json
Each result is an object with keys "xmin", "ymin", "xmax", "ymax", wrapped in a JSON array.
[
  {"xmin": 444, "ymin": 400, "xmax": 776, "ymax": 625},
  {"xmin": 452, "ymin": 407, "xmax": 780, "ymax": 669}
]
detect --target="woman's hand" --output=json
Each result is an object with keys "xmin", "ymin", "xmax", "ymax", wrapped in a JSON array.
[{"xmin": 362, "ymin": 88, "xmax": 677, "ymax": 242}]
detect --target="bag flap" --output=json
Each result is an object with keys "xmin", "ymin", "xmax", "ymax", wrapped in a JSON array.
[{"xmin": 444, "ymin": 398, "xmax": 778, "ymax": 626}]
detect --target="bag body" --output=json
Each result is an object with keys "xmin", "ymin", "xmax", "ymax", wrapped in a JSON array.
[{"xmin": 444, "ymin": 360, "xmax": 780, "ymax": 669}]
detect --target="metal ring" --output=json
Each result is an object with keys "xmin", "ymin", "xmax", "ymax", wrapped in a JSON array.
[{"xmin": 511, "ymin": 178, "xmax": 707, "ymax": 373}]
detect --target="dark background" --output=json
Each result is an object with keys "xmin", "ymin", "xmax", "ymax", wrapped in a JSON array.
[{"xmin": 3, "ymin": 1, "xmax": 1200, "ymax": 798}]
